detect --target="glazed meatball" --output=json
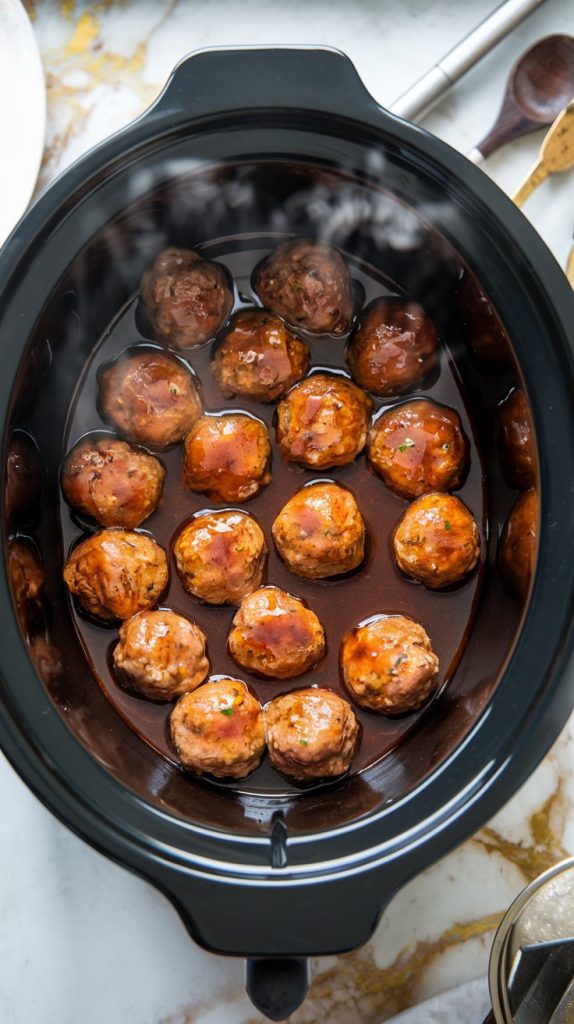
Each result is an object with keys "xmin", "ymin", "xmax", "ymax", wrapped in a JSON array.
[
  {"xmin": 393, "ymin": 492, "xmax": 480, "ymax": 589},
  {"xmin": 173, "ymin": 510, "xmax": 266, "ymax": 605},
  {"xmin": 276, "ymin": 374, "xmax": 372, "ymax": 469},
  {"xmin": 61, "ymin": 437, "xmax": 165, "ymax": 529},
  {"xmin": 254, "ymin": 239, "xmax": 353, "ymax": 335},
  {"xmin": 113, "ymin": 609, "xmax": 209, "ymax": 701},
  {"xmin": 498, "ymin": 488, "xmax": 538, "ymax": 599},
  {"xmin": 228, "ymin": 586, "xmax": 325, "ymax": 679},
  {"xmin": 498, "ymin": 388, "xmax": 535, "ymax": 490},
  {"xmin": 457, "ymin": 270, "xmax": 509, "ymax": 366},
  {"xmin": 212, "ymin": 309, "xmax": 310, "ymax": 402},
  {"xmin": 170, "ymin": 677, "xmax": 265, "ymax": 779},
  {"xmin": 5, "ymin": 433, "xmax": 42, "ymax": 531},
  {"xmin": 98, "ymin": 349, "xmax": 202, "ymax": 450},
  {"xmin": 368, "ymin": 399, "xmax": 469, "ymax": 499},
  {"xmin": 63, "ymin": 528, "xmax": 168, "ymax": 621},
  {"xmin": 273, "ymin": 482, "xmax": 365, "ymax": 579},
  {"xmin": 8, "ymin": 539, "xmax": 45, "ymax": 635},
  {"xmin": 265, "ymin": 688, "xmax": 359, "ymax": 781},
  {"xmin": 140, "ymin": 247, "xmax": 233, "ymax": 349},
  {"xmin": 341, "ymin": 614, "xmax": 439, "ymax": 715},
  {"xmin": 182, "ymin": 413, "xmax": 271, "ymax": 503},
  {"xmin": 347, "ymin": 299, "xmax": 438, "ymax": 397}
]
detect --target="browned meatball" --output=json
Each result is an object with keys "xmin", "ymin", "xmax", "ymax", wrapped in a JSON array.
[
  {"xmin": 347, "ymin": 299, "xmax": 439, "ymax": 397},
  {"xmin": 5, "ymin": 433, "xmax": 42, "ymax": 531},
  {"xmin": 393, "ymin": 492, "xmax": 480, "ymax": 589},
  {"xmin": 264, "ymin": 688, "xmax": 359, "ymax": 781},
  {"xmin": 173, "ymin": 510, "xmax": 266, "ymax": 605},
  {"xmin": 212, "ymin": 309, "xmax": 310, "ymax": 402},
  {"xmin": 61, "ymin": 437, "xmax": 165, "ymax": 529},
  {"xmin": 341, "ymin": 614, "xmax": 439, "ymax": 715},
  {"xmin": 63, "ymin": 528, "xmax": 168, "ymax": 621},
  {"xmin": 457, "ymin": 270, "xmax": 509, "ymax": 366},
  {"xmin": 170, "ymin": 677, "xmax": 265, "ymax": 778},
  {"xmin": 182, "ymin": 413, "xmax": 271, "ymax": 503},
  {"xmin": 276, "ymin": 374, "xmax": 372, "ymax": 469},
  {"xmin": 98, "ymin": 349, "xmax": 202, "ymax": 450},
  {"xmin": 140, "ymin": 247, "xmax": 233, "ymax": 349},
  {"xmin": 228, "ymin": 586, "xmax": 325, "ymax": 679},
  {"xmin": 113, "ymin": 609, "xmax": 209, "ymax": 701},
  {"xmin": 498, "ymin": 388, "xmax": 535, "ymax": 490},
  {"xmin": 273, "ymin": 482, "xmax": 365, "ymax": 579},
  {"xmin": 254, "ymin": 239, "xmax": 353, "ymax": 335},
  {"xmin": 498, "ymin": 488, "xmax": 538, "ymax": 599},
  {"xmin": 8, "ymin": 539, "xmax": 45, "ymax": 636},
  {"xmin": 368, "ymin": 400, "xmax": 469, "ymax": 499}
]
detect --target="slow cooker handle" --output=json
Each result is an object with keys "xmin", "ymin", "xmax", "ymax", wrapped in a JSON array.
[
  {"xmin": 245, "ymin": 957, "xmax": 309, "ymax": 1020},
  {"xmin": 149, "ymin": 46, "xmax": 391, "ymax": 126}
]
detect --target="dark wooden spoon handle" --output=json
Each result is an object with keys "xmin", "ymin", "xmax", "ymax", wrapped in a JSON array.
[{"xmin": 476, "ymin": 93, "xmax": 538, "ymax": 157}]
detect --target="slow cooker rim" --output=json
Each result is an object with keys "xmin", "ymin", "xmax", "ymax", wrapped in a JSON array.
[{"xmin": 1, "ymin": 46, "xmax": 573, "ymax": 887}]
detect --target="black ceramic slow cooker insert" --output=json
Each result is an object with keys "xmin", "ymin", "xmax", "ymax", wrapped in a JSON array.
[{"xmin": 1, "ymin": 48, "xmax": 573, "ymax": 1019}]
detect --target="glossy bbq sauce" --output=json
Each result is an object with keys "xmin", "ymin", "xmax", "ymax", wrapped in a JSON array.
[{"xmin": 60, "ymin": 238, "xmax": 486, "ymax": 797}]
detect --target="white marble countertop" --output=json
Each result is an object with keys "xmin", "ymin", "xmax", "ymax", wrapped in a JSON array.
[{"xmin": 1, "ymin": 1, "xmax": 573, "ymax": 1022}]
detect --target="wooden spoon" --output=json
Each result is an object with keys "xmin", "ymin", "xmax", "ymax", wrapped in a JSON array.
[
  {"xmin": 512, "ymin": 100, "xmax": 574, "ymax": 205},
  {"xmin": 469, "ymin": 34, "xmax": 574, "ymax": 161}
]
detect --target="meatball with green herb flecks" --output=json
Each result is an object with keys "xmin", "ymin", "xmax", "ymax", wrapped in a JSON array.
[
  {"xmin": 264, "ymin": 688, "xmax": 359, "ymax": 780},
  {"xmin": 228, "ymin": 586, "xmax": 325, "ymax": 679},
  {"xmin": 272, "ymin": 482, "xmax": 365, "ymax": 580},
  {"xmin": 212, "ymin": 309, "xmax": 309, "ymax": 401},
  {"xmin": 173, "ymin": 510, "xmax": 266, "ymax": 605},
  {"xmin": 341, "ymin": 614, "xmax": 439, "ymax": 715},
  {"xmin": 276, "ymin": 374, "xmax": 372, "ymax": 469},
  {"xmin": 183, "ymin": 413, "xmax": 271, "ymax": 503},
  {"xmin": 170, "ymin": 677, "xmax": 265, "ymax": 778},
  {"xmin": 141, "ymin": 247, "xmax": 233, "ymax": 349},
  {"xmin": 254, "ymin": 239, "xmax": 354, "ymax": 335},
  {"xmin": 393, "ymin": 492, "xmax": 480, "ymax": 589},
  {"xmin": 368, "ymin": 399, "xmax": 468, "ymax": 499},
  {"xmin": 113, "ymin": 609, "xmax": 208, "ymax": 701}
]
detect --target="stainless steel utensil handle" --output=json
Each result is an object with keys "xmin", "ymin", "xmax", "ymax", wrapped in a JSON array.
[{"xmin": 389, "ymin": 0, "xmax": 547, "ymax": 121}]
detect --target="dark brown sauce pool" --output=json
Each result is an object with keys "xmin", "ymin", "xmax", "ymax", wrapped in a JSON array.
[{"xmin": 60, "ymin": 236, "xmax": 486, "ymax": 797}]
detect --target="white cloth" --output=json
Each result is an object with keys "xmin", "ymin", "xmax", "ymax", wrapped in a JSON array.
[{"xmin": 385, "ymin": 977, "xmax": 492, "ymax": 1023}]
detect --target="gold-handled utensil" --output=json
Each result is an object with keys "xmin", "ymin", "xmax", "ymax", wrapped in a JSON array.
[
  {"xmin": 567, "ymin": 245, "xmax": 574, "ymax": 286},
  {"xmin": 512, "ymin": 100, "xmax": 574, "ymax": 206}
]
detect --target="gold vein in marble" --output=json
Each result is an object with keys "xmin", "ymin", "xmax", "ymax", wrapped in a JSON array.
[
  {"xmin": 161, "ymin": 915, "xmax": 500, "ymax": 1024},
  {"xmin": 474, "ymin": 786, "xmax": 569, "ymax": 883}
]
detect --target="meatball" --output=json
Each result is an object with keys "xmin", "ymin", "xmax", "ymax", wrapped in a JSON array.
[
  {"xmin": 498, "ymin": 488, "xmax": 538, "ymax": 599},
  {"xmin": 140, "ymin": 247, "xmax": 233, "ymax": 349},
  {"xmin": 8, "ymin": 539, "xmax": 45, "ymax": 636},
  {"xmin": 393, "ymin": 492, "xmax": 480, "ymax": 589},
  {"xmin": 276, "ymin": 374, "xmax": 372, "ymax": 469},
  {"xmin": 170, "ymin": 677, "xmax": 265, "ymax": 779},
  {"xmin": 498, "ymin": 388, "xmax": 535, "ymax": 490},
  {"xmin": 368, "ymin": 399, "xmax": 469, "ymax": 499},
  {"xmin": 113, "ymin": 609, "xmax": 209, "ymax": 701},
  {"xmin": 182, "ymin": 413, "xmax": 271, "ymax": 503},
  {"xmin": 341, "ymin": 614, "xmax": 439, "ymax": 715},
  {"xmin": 5, "ymin": 433, "xmax": 42, "ymax": 532},
  {"xmin": 228, "ymin": 586, "xmax": 325, "ymax": 679},
  {"xmin": 264, "ymin": 688, "xmax": 359, "ymax": 781},
  {"xmin": 254, "ymin": 239, "xmax": 353, "ymax": 335},
  {"xmin": 273, "ymin": 482, "xmax": 365, "ymax": 579},
  {"xmin": 347, "ymin": 299, "xmax": 438, "ymax": 397},
  {"xmin": 212, "ymin": 309, "xmax": 310, "ymax": 402},
  {"xmin": 63, "ymin": 528, "xmax": 168, "ymax": 621},
  {"xmin": 457, "ymin": 270, "xmax": 509, "ymax": 366},
  {"xmin": 61, "ymin": 437, "xmax": 165, "ymax": 529},
  {"xmin": 98, "ymin": 349, "xmax": 202, "ymax": 450},
  {"xmin": 173, "ymin": 510, "xmax": 266, "ymax": 605}
]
